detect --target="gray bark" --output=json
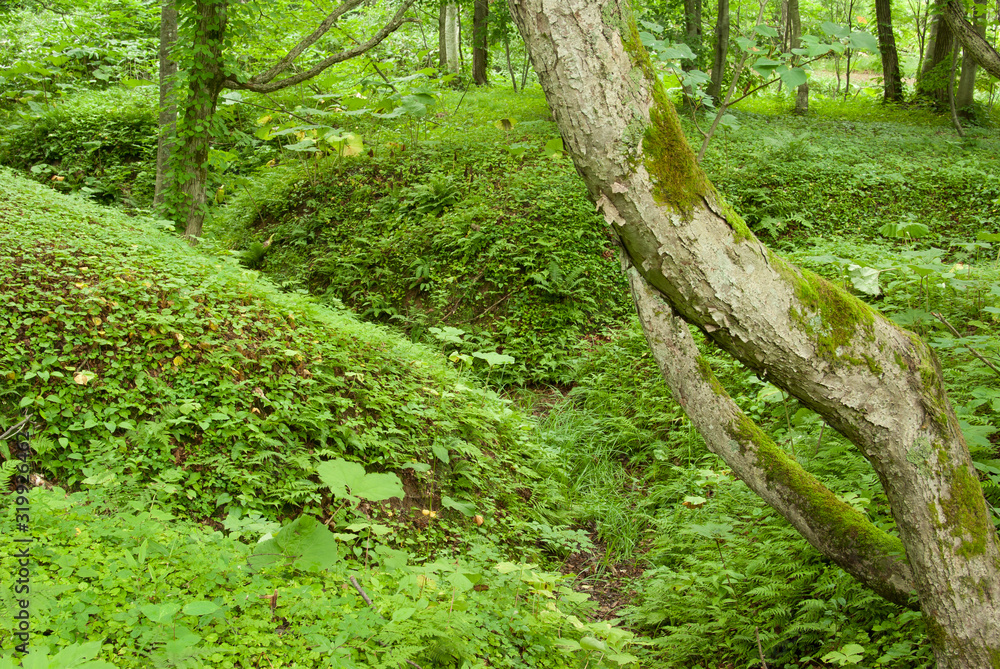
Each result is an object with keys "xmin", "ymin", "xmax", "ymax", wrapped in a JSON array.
[
  {"xmin": 942, "ymin": 0, "xmax": 1000, "ymax": 80},
  {"xmin": 153, "ymin": 0, "xmax": 177, "ymax": 208},
  {"xmin": 439, "ymin": 2, "xmax": 447, "ymax": 67},
  {"xmin": 445, "ymin": 4, "xmax": 460, "ymax": 73},
  {"xmin": 683, "ymin": 0, "xmax": 703, "ymax": 69},
  {"xmin": 955, "ymin": 0, "xmax": 986, "ymax": 110},
  {"xmin": 788, "ymin": 0, "xmax": 807, "ymax": 113},
  {"xmin": 509, "ymin": 0, "xmax": 1000, "ymax": 665}
]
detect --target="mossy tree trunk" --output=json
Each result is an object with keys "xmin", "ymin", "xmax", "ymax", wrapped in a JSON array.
[
  {"xmin": 509, "ymin": 0, "xmax": 1000, "ymax": 665},
  {"xmin": 163, "ymin": 0, "xmax": 415, "ymax": 238}
]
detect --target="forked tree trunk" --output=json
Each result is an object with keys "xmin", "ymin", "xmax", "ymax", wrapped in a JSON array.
[
  {"xmin": 918, "ymin": 7, "xmax": 956, "ymax": 106},
  {"xmin": 876, "ymin": 0, "xmax": 904, "ymax": 103},
  {"xmin": 955, "ymin": 0, "xmax": 986, "ymax": 111},
  {"xmin": 508, "ymin": 1, "xmax": 1000, "ymax": 665}
]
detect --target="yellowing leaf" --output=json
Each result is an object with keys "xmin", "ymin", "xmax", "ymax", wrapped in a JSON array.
[
  {"xmin": 73, "ymin": 371, "xmax": 96, "ymax": 385},
  {"xmin": 208, "ymin": 322, "xmax": 219, "ymax": 331},
  {"xmin": 92, "ymin": 317, "xmax": 102, "ymax": 326},
  {"xmin": 173, "ymin": 356, "xmax": 184, "ymax": 367},
  {"xmin": 74, "ymin": 282, "xmax": 88, "ymax": 288},
  {"xmin": 256, "ymin": 114, "xmax": 272, "ymax": 125}
]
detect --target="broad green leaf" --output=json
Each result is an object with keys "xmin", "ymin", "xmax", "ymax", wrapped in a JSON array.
[
  {"xmin": 580, "ymin": 637, "xmax": 608, "ymax": 653},
  {"xmin": 182, "ymin": 600, "xmax": 221, "ymax": 616},
  {"xmin": 316, "ymin": 458, "xmax": 366, "ymax": 502},
  {"xmin": 351, "ymin": 472, "xmax": 404, "ymax": 502},
  {"xmin": 779, "ymin": 67, "xmax": 808, "ymax": 88},
  {"xmin": 442, "ymin": 495, "xmax": 475, "ymax": 516},
  {"xmin": 753, "ymin": 24, "xmax": 778, "ymax": 37},
  {"xmin": 141, "ymin": 602, "xmax": 181, "ymax": 624},
  {"xmin": 752, "ymin": 57, "xmax": 781, "ymax": 78},
  {"xmin": 849, "ymin": 30, "xmax": 879, "ymax": 52}
]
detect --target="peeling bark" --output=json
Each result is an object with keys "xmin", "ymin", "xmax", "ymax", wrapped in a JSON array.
[{"xmin": 509, "ymin": 1, "xmax": 1000, "ymax": 665}]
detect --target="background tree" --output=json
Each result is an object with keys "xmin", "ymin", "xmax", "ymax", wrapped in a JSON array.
[
  {"xmin": 153, "ymin": 0, "xmax": 177, "ymax": 206},
  {"xmin": 788, "ymin": 0, "xmax": 808, "ymax": 112},
  {"xmin": 160, "ymin": 0, "xmax": 416, "ymax": 238},
  {"xmin": 509, "ymin": 0, "xmax": 1000, "ymax": 665},
  {"xmin": 472, "ymin": 0, "xmax": 488, "ymax": 85},
  {"xmin": 917, "ymin": 2, "xmax": 955, "ymax": 106},
  {"xmin": 955, "ymin": 0, "xmax": 986, "ymax": 112},
  {"xmin": 706, "ymin": 0, "xmax": 729, "ymax": 101},
  {"xmin": 875, "ymin": 0, "xmax": 904, "ymax": 102}
]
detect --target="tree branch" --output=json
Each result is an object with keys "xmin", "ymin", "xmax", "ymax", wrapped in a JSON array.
[
  {"xmin": 942, "ymin": 0, "xmax": 1000, "ymax": 79},
  {"xmin": 626, "ymin": 265, "xmax": 917, "ymax": 607},
  {"xmin": 224, "ymin": 1, "xmax": 418, "ymax": 93}
]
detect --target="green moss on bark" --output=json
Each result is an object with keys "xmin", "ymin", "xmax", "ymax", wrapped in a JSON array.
[
  {"xmin": 941, "ymin": 462, "xmax": 990, "ymax": 558},
  {"xmin": 773, "ymin": 256, "xmax": 876, "ymax": 367},
  {"xmin": 726, "ymin": 412, "xmax": 906, "ymax": 565}
]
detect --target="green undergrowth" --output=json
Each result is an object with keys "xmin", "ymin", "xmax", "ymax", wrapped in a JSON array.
[
  {"xmin": 0, "ymin": 482, "xmax": 644, "ymax": 668},
  {"xmin": 543, "ymin": 319, "xmax": 935, "ymax": 668},
  {"xmin": 212, "ymin": 108, "xmax": 631, "ymax": 385},
  {"xmin": 0, "ymin": 88, "xmax": 159, "ymax": 207},
  {"xmin": 0, "ymin": 167, "xmax": 574, "ymax": 541},
  {"xmin": 697, "ymin": 98, "xmax": 1000, "ymax": 243}
]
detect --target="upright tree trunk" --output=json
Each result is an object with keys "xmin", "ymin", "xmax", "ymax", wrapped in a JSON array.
[
  {"xmin": 955, "ymin": 0, "xmax": 986, "ymax": 111},
  {"xmin": 788, "ymin": 0, "xmax": 808, "ymax": 113},
  {"xmin": 154, "ymin": 0, "xmax": 178, "ymax": 207},
  {"xmin": 173, "ymin": 0, "xmax": 228, "ymax": 239},
  {"xmin": 438, "ymin": 2, "xmax": 448, "ymax": 67},
  {"xmin": 918, "ymin": 4, "xmax": 956, "ymax": 106},
  {"xmin": 509, "ymin": 1, "xmax": 1000, "ymax": 665},
  {"xmin": 445, "ymin": 3, "xmax": 460, "ymax": 73},
  {"xmin": 472, "ymin": 0, "xmax": 489, "ymax": 85},
  {"xmin": 876, "ymin": 0, "xmax": 904, "ymax": 102},
  {"xmin": 706, "ymin": 0, "xmax": 729, "ymax": 102},
  {"xmin": 683, "ymin": 0, "xmax": 703, "ymax": 69}
]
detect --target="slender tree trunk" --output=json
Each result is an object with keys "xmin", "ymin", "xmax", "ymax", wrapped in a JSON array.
[
  {"xmin": 788, "ymin": 0, "xmax": 808, "ymax": 113},
  {"xmin": 683, "ymin": 0, "xmax": 703, "ymax": 69},
  {"xmin": 445, "ymin": 3, "xmax": 460, "ymax": 73},
  {"xmin": 472, "ymin": 0, "xmax": 489, "ymax": 85},
  {"xmin": 504, "ymin": 35, "xmax": 518, "ymax": 91},
  {"xmin": 955, "ymin": 0, "xmax": 986, "ymax": 111},
  {"xmin": 509, "ymin": 1, "xmax": 1000, "ymax": 665},
  {"xmin": 918, "ymin": 3, "xmax": 955, "ymax": 107},
  {"xmin": 707, "ymin": 0, "xmax": 729, "ymax": 102},
  {"xmin": 941, "ymin": 0, "xmax": 1000, "ymax": 79},
  {"xmin": 438, "ymin": 2, "xmax": 447, "ymax": 67},
  {"xmin": 154, "ymin": 0, "xmax": 178, "ymax": 207},
  {"xmin": 876, "ymin": 0, "xmax": 904, "ymax": 102}
]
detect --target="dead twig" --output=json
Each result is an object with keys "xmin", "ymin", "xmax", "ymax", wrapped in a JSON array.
[{"xmin": 931, "ymin": 312, "xmax": 1000, "ymax": 378}]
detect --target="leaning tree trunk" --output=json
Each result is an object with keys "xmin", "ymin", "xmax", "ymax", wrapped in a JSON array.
[
  {"xmin": 942, "ymin": 0, "xmax": 1000, "ymax": 79},
  {"xmin": 508, "ymin": 0, "xmax": 1000, "ymax": 666},
  {"xmin": 706, "ymin": 0, "xmax": 729, "ymax": 102},
  {"xmin": 918, "ymin": 6, "xmax": 955, "ymax": 106},
  {"xmin": 472, "ymin": 0, "xmax": 489, "ymax": 85},
  {"xmin": 154, "ymin": 0, "xmax": 178, "ymax": 207},
  {"xmin": 955, "ymin": 0, "xmax": 986, "ymax": 111},
  {"xmin": 875, "ymin": 0, "xmax": 904, "ymax": 103}
]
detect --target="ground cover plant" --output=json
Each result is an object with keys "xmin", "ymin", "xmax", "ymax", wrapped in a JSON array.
[{"xmin": 3, "ymin": 0, "xmax": 1000, "ymax": 663}]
